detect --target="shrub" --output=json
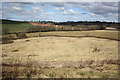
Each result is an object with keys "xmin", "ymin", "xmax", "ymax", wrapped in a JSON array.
[
  {"xmin": 2, "ymin": 36, "xmax": 13, "ymax": 44},
  {"xmin": 49, "ymin": 72, "xmax": 56, "ymax": 77},
  {"xmin": 80, "ymin": 72, "xmax": 85, "ymax": 76},
  {"xmin": 16, "ymin": 32, "xmax": 27, "ymax": 39},
  {"xmin": 102, "ymin": 75, "xmax": 109, "ymax": 78},
  {"xmin": 25, "ymin": 72, "xmax": 31, "ymax": 78},
  {"xmin": 76, "ymin": 72, "xmax": 85, "ymax": 76}
]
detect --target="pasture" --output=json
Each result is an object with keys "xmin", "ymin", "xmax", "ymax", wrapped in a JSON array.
[
  {"xmin": 2, "ymin": 30, "xmax": 119, "ymax": 78},
  {"xmin": 26, "ymin": 30, "xmax": 119, "ymax": 40}
]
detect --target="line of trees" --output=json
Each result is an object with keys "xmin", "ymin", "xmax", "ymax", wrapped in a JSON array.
[
  {"xmin": 25, "ymin": 24, "xmax": 106, "ymax": 33},
  {"xmin": 26, "ymin": 26, "xmax": 56, "ymax": 33}
]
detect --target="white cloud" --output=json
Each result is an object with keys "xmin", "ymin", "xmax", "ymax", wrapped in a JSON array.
[
  {"xmin": 2, "ymin": 2, "xmax": 118, "ymax": 22},
  {"xmin": 89, "ymin": 13, "xmax": 95, "ymax": 16},
  {"xmin": 68, "ymin": 2, "xmax": 118, "ymax": 21},
  {"xmin": 2, "ymin": 0, "xmax": 119, "ymax": 2},
  {"xmin": 69, "ymin": 9, "xmax": 74, "ymax": 13},
  {"xmin": 47, "ymin": 12, "xmax": 55, "ymax": 14},
  {"xmin": 54, "ymin": 7, "xmax": 65, "ymax": 11},
  {"xmin": 32, "ymin": 7, "xmax": 40, "ymax": 10},
  {"xmin": 62, "ymin": 9, "xmax": 78, "ymax": 15},
  {"xmin": 33, "ymin": 11, "xmax": 37, "ymax": 13},
  {"xmin": 62, "ymin": 11, "xmax": 68, "ymax": 15},
  {"xmin": 100, "ymin": 17, "xmax": 105, "ymax": 20},
  {"xmin": 32, "ymin": 6, "xmax": 44, "ymax": 12},
  {"xmin": 12, "ymin": 7, "xmax": 22, "ymax": 10},
  {"xmin": 54, "ymin": 7, "xmax": 59, "ymax": 10}
]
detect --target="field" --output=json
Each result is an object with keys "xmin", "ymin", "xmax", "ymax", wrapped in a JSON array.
[
  {"xmin": 2, "ymin": 22, "xmax": 35, "ymax": 32},
  {"xmin": 2, "ymin": 30, "xmax": 119, "ymax": 78},
  {"xmin": 26, "ymin": 30, "xmax": 119, "ymax": 40}
]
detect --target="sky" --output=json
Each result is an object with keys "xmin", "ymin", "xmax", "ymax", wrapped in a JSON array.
[{"xmin": 1, "ymin": 2, "xmax": 119, "ymax": 22}]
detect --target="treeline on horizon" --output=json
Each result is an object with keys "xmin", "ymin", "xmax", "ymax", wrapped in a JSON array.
[
  {"xmin": 23, "ymin": 20, "xmax": 120, "ymax": 33},
  {"xmin": 31, "ymin": 20, "xmax": 118, "ymax": 24},
  {"xmin": 2, "ymin": 19, "xmax": 119, "ymax": 24}
]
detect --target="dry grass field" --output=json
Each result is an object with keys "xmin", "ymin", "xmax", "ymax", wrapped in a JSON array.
[
  {"xmin": 2, "ymin": 30, "xmax": 119, "ymax": 78},
  {"xmin": 26, "ymin": 30, "xmax": 119, "ymax": 40}
]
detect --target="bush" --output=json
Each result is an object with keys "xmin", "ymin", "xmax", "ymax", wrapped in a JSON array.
[
  {"xmin": 2, "ymin": 37, "xmax": 13, "ymax": 44},
  {"xmin": 16, "ymin": 32, "xmax": 27, "ymax": 39}
]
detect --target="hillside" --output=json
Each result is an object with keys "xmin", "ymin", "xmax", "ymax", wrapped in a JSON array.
[
  {"xmin": 2, "ymin": 19, "xmax": 119, "ymax": 34},
  {"xmin": 2, "ymin": 19, "xmax": 36, "ymax": 33},
  {"xmin": 2, "ymin": 19, "xmax": 58, "ymax": 33}
]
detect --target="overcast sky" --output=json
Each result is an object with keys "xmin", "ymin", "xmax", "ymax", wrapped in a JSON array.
[{"xmin": 1, "ymin": 2, "xmax": 119, "ymax": 22}]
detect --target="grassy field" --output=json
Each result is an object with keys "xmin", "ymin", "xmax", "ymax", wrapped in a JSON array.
[
  {"xmin": 2, "ymin": 30, "xmax": 119, "ymax": 78},
  {"xmin": 2, "ymin": 19, "xmax": 37, "ymax": 33},
  {"xmin": 26, "ymin": 30, "xmax": 119, "ymax": 40},
  {"xmin": 2, "ymin": 22, "xmax": 36, "ymax": 33}
]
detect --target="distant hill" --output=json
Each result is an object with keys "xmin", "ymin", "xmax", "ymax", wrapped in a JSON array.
[
  {"xmin": 2, "ymin": 19, "xmax": 26, "ymax": 24},
  {"xmin": 2, "ymin": 19, "xmax": 36, "ymax": 33},
  {"xmin": 2, "ymin": 19, "xmax": 120, "ymax": 34}
]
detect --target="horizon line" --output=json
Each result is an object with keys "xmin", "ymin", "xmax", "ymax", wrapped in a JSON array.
[{"xmin": 1, "ymin": 18, "xmax": 119, "ymax": 23}]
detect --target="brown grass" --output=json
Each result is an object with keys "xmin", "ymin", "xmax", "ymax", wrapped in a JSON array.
[{"xmin": 2, "ymin": 30, "xmax": 119, "ymax": 78}]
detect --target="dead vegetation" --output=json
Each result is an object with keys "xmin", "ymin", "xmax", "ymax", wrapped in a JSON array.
[
  {"xmin": 2, "ymin": 32, "xmax": 28, "ymax": 44},
  {"xmin": 93, "ymin": 47, "xmax": 100, "ymax": 52},
  {"xmin": 2, "ymin": 37, "xmax": 14, "ymax": 44},
  {"xmin": 2, "ymin": 59, "xmax": 119, "ymax": 78},
  {"xmin": 12, "ymin": 50, "xmax": 19, "ymax": 52},
  {"xmin": 25, "ymin": 40, "xmax": 30, "ymax": 42},
  {"xmin": 2, "ymin": 54, "xmax": 7, "ymax": 57},
  {"xmin": 2, "ymin": 59, "xmax": 119, "ymax": 69}
]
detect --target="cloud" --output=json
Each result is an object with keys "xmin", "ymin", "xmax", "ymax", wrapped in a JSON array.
[
  {"xmin": 32, "ymin": 6, "xmax": 44, "ymax": 11},
  {"xmin": 12, "ymin": 7, "xmax": 22, "ymax": 10},
  {"xmin": 2, "ymin": 2, "xmax": 32, "ymax": 20},
  {"xmin": 54, "ymin": 7, "xmax": 65, "ymax": 11},
  {"xmin": 54, "ymin": 7, "xmax": 59, "ymax": 10},
  {"xmin": 2, "ymin": 0, "xmax": 119, "ymax": 2},
  {"xmin": 50, "ymin": 2, "xmax": 65, "ymax": 7},
  {"xmin": 53, "ymin": 2, "xmax": 118, "ymax": 21},
  {"xmin": 62, "ymin": 9, "xmax": 78, "ymax": 15},
  {"xmin": 1, "ymin": 2, "xmax": 118, "ymax": 22},
  {"xmin": 70, "ymin": 2, "xmax": 118, "ymax": 21},
  {"xmin": 0, "ymin": 2, "xmax": 2, "ymax": 18},
  {"xmin": 76, "ymin": 2, "xmax": 118, "ymax": 17},
  {"xmin": 32, "ymin": 7, "xmax": 40, "ymax": 10}
]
